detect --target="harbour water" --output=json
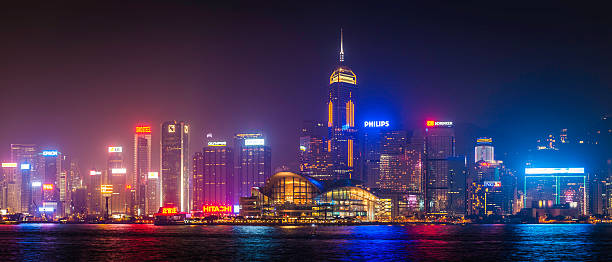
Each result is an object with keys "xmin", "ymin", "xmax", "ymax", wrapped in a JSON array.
[{"xmin": 1, "ymin": 224, "xmax": 611, "ymax": 261}]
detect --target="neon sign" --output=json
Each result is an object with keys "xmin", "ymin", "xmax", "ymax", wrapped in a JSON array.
[
  {"xmin": 168, "ymin": 124, "xmax": 176, "ymax": 133},
  {"xmin": 207, "ymin": 141, "xmax": 227, "ymax": 146},
  {"xmin": 43, "ymin": 184, "xmax": 54, "ymax": 190},
  {"xmin": 111, "ymin": 168, "xmax": 127, "ymax": 174},
  {"xmin": 108, "ymin": 147, "xmax": 122, "ymax": 153},
  {"xmin": 426, "ymin": 120, "xmax": 453, "ymax": 127},
  {"xmin": 39, "ymin": 207, "xmax": 54, "ymax": 212},
  {"xmin": 484, "ymin": 181, "xmax": 502, "ymax": 187},
  {"xmin": 42, "ymin": 150, "xmax": 58, "ymax": 156},
  {"xmin": 363, "ymin": 121, "xmax": 390, "ymax": 128},
  {"xmin": 162, "ymin": 207, "xmax": 178, "ymax": 214},
  {"xmin": 21, "ymin": 163, "xmax": 31, "ymax": 170},
  {"xmin": 101, "ymin": 184, "xmax": 113, "ymax": 194},
  {"xmin": 244, "ymin": 139, "xmax": 264, "ymax": 146},
  {"xmin": 148, "ymin": 172, "xmax": 159, "ymax": 179},
  {"xmin": 477, "ymin": 137, "xmax": 493, "ymax": 143},
  {"xmin": 1, "ymin": 163, "xmax": 17, "ymax": 168},
  {"xmin": 136, "ymin": 126, "xmax": 152, "ymax": 133},
  {"xmin": 202, "ymin": 205, "xmax": 233, "ymax": 213},
  {"xmin": 525, "ymin": 168, "xmax": 585, "ymax": 174},
  {"xmin": 90, "ymin": 170, "xmax": 102, "ymax": 176},
  {"xmin": 32, "ymin": 182, "xmax": 42, "ymax": 187}
]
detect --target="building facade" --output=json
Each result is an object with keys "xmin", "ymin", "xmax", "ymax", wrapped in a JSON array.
[
  {"xmin": 134, "ymin": 125, "xmax": 152, "ymax": 215},
  {"xmin": 161, "ymin": 121, "xmax": 190, "ymax": 212}
]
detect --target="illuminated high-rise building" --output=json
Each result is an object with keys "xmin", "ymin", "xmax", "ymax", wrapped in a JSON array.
[
  {"xmin": 87, "ymin": 169, "xmax": 103, "ymax": 215},
  {"xmin": 41, "ymin": 149, "xmax": 61, "ymax": 216},
  {"xmin": 378, "ymin": 130, "xmax": 408, "ymax": 192},
  {"xmin": 327, "ymin": 29, "xmax": 358, "ymax": 181},
  {"xmin": 107, "ymin": 146, "xmax": 126, "ymax": 214},
  {"xmin": 1, "ymin": 162, "xmax": 19, "ymax": 213},
  {"xmin": 299, "ymin": 121, "xmax": 331, "ymax": 180},
  {"xmin": 145, "ymin": 171, "xmax": 159, "ymax": 215},
  {"xmin": 474, "ymin": 137, "xmax": 494, "ymax": 163},
  {"xmin": 424, "ymin": 120, "xmax": 455, "ymax": 214},
  {"xmin": 133, "ymin": 125, "xmax": 152, "ymax": 215},
  {"xmin": 193, "ymin": 141, "xmax": 234, "ymax": 209},
  {"xmin": 161, "ymin": 120, "xmax": 190, "ymax": 212},
  {"xmin": 233, "ymin": 133, "xmax": 271, "ymax": 204},
  {"xmin": 10, "ymin": 144, "xmax": 40, "ymax": 213}
]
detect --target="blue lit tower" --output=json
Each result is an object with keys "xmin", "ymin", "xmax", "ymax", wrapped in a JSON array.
[{"xmin": 327, "ymin": 29, "xmax": 358, "ymax": 181}]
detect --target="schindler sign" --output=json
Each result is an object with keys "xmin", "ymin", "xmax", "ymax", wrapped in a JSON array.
[{"xmin": 363, "ymin": 121, "xmax": 390, "ymax": 128}]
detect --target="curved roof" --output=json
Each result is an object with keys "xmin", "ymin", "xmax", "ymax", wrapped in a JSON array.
[{"xmin": 261, "ymin": 172, "xmax": 324, "ymax": 196}]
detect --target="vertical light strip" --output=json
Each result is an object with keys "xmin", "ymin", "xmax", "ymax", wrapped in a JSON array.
[
  {"xmin": 350, "ymin": 100, "xmax": 354, "ymax": 127},
  {"xmin": 327, "ymin": 140, "xmax": 331, "ymax": 152},
  {"xmin": 180, "ymin": 123, "xmax": 184, "ymax": 212},
  {"xmin": 346, "ymin": 101, "xmax": 350, "ymax": 127},
  {"xmin": 328, "ymin": 101, "xmax": 333, "ymax": 127},
  {"xmin": 348, "ymin": 139, "xmax": 353, "ymax": 167}
]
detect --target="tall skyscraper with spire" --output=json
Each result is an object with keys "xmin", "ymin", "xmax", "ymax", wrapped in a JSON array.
[{"xmin": 327, "ymin": 29, "xmax": 359, "ymax": 181}]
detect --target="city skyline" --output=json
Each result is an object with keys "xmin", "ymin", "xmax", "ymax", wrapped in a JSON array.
[{"xmin": 1, "ymin": 2, "xmax": 610, "ymax": 175}]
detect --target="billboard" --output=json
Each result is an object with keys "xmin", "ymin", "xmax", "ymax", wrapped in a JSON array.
[
  {"xmin": 43, "ymin": 184, "xmax": 54, "ymax": 190},
  {"xmin": 525, "ymin": 168, "xmax": 585, "ymax": 174},
  {"xmin": 426, "ymin": 120, "xmax": 453, "ymax": 127},
  {"xmin": 135, "ymin": 126, "xmax": 152, "ymax": 133},
  {"xmin": 32, "ymin": 181, "xmax": 42, "ymax": 187},
  {"xmin": 363, "ymin": 121, "xmax": 390, "ymax": 128},
  {"xmin": 20, "ymin": 163, "xmax": 31, "ymax": 170},
  {"xmin": 101, "ymin": 184, "xmax": 113, "ymax": 194},
  {"xmin": 161, "ymin": 207, "xmax": 178, "ymax": 214},
  {"xmin": 1, "ymin": 163, "xmax": 17, "ymax": 168},
  {"xmin": 108, "ymin": 147, "xmax": 123, "ymax": 153},
  {"xmin": 207, "ymin": 141, "xmax": 227, "ymax": 146},
  {"xmin": 202, "ymin": 205, "xmax": 233, "ymax": 213},
  {"xmin": 148, "ymin": 172, "xmax": 159, "ymax": 179},
  {"xmin": 111, "ymin": 168, "xmax": 127, "ymax": 174},
  {"xmin": 244, "ymin": 139, "xmax": 265, "ymax": 146},
  {"xmin": 484, "ymin": 181, "xmax": 502, "ymax": 187},
  {"xmin": 90, "ymin": 170, "xmax": 102, "ymax": 176},
  {"xmin": 42, "ymin": 150, "xmax": 58, "ymax": 156}
]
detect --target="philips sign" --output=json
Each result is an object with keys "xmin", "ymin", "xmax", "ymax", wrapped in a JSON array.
[{"xmin": 364, "ymin": 121, "xmax": 390, "ymax": 128}]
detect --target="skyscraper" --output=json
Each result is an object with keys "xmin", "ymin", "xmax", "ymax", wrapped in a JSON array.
[
  {"xmin": 107, "ymin": 146, "xmax": 126, "ymax": 214},
  {"xmin": 193, "ymin": 141, "xmax": 234, "ymax": 209},
  {"xmin": 474, "ymin": 137, "xmax": 494, "ymax": 163},
  {"xmin": 327, "ymin": 29, "xmax": 358, "ymax": 181},
  {"xmin": 134, "ymin": 125, "xmax": 152, "ymax": 215},
  {"xmin": 234, "ymin": 133, "xmax": 271, "ymax": 204},
  {"xmin": 41, "ymin": 149, "xmax": 60, "ymax": 216},
  {"xmin": 161, "ymin": 121, "xmax": 190, "ymax": 212},
  {"xmin": 378, "ymin": 130, "xmax": 408, "ymax": 192},
  {"xmin": 299, "ymin": 121, "xmax": 330, "ymax": 180},
  {"xmin": 424, "ymin": 120, "xmax": 455, "ymax": 214},
  {"xmin": 145, "ymin": 171, "xmax": 159, "ymax": 215},
  {"xmin": 11, "ymin": 144, "xmax": 40, "ymax": 213}
]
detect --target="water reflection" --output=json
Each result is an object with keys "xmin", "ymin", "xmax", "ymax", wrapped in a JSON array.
[{"xmin": 0, "ymin": 224, "xmax": 611, "ymax": 261}]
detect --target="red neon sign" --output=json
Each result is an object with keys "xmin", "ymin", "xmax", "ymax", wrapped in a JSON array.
[
  {"xmin": 426, "ymin": 120, "xmax": 435, "ymax": 127},
  {"xmin": 161, "ymin": 207, "xmax": 177, "ymax": 214},
  {"xmin": 136, "ymin": 126, "xmax": 152, "ymax": 133},
  {"xmin": 42, "ymin": 184, "xmax": 54, "ymax": 190},
  {"xmin": 202, "ymin": 205, "xmax": 233, "ymax": 213}
]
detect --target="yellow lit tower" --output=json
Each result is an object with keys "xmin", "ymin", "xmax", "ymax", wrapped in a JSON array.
[{"xmin": 327, "ymin": 29, "xmax": 358, "ymax": 181}]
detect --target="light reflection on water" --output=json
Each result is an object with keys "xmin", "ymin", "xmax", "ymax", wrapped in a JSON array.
[{"xmin": 1, "ymin": 224, "xmax": 611, "ymax": 261}]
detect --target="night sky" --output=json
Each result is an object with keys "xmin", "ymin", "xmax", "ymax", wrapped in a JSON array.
[{"xmin": 1, "ymin": 2, "xmax": 610, "ymax": 173}]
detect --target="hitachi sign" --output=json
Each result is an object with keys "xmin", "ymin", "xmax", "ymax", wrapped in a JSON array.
[{"xmin": 364, "ymin": 121, "xmax": 390, "ymax": 128}]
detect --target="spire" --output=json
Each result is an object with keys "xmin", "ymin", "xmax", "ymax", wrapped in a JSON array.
[{"xmin": 339, "ymin": 28, "xmax": 344, "ymax": 63}]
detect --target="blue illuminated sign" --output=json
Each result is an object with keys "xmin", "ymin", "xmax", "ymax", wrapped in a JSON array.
[
  {"xmin": 363, "ymin": 121, "xmax": 389, "ymax": 128},
  {"xmin": 42, "ymin": 150, "xmax": 58, "ymax": 156}
]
